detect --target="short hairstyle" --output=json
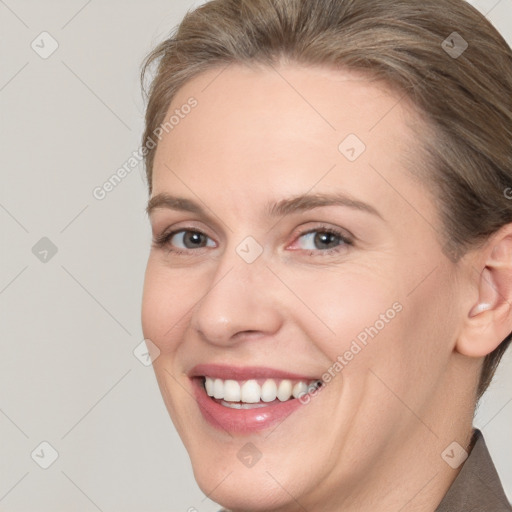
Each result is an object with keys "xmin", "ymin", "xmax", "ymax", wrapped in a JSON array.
[{"xmin": 141, "ymin": 0, "xmax": 512, "ymax": 399}]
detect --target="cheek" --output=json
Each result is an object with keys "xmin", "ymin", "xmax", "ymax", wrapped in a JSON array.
[
  {"xmin": 141, "ymin": 259, "xmax": 195, "ymax": 353},
  {"xmin": 281, "ymin": 266, "xmax": 400, "ymax": 362},
  {"xmin": 347, "ymin": 262, "xmax": 459, "ymax": 410}
]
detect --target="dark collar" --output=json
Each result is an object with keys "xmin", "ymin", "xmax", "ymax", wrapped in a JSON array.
[{"xmin": 436, "ymin": 429, "xmax": 511, "ymax": 511}]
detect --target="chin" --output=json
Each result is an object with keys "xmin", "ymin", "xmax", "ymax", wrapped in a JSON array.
[{"xmin": 191, "ymin": 461, "xmax": 300, "ymax": 512}]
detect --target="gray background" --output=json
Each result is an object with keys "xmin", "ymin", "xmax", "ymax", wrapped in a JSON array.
[{"xmin": 0, "ymin": 1, "xmax": 511, "ymax": 510}]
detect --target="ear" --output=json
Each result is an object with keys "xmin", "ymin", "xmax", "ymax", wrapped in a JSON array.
[{"xmin": 456, "ymin": 224, "xmax": 512, "ymax": 358}]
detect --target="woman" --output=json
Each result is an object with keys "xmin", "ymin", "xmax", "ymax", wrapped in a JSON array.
[{"xmin": 140, "ymin": 0, "xmax": 512, "ymax": 510}]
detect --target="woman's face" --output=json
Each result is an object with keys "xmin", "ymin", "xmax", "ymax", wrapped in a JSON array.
[{"xmin": 142, "ymin": 63, "xmax": 467, "ymax": 510}]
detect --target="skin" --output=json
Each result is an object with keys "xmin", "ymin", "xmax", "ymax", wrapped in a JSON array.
[{"xmin": 141, "ymin": 62, "xmax": 512, "ymax": 511}]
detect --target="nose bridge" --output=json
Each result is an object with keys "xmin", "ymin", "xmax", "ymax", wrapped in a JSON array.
[{"xmin": 190, "ymin": 239, "xmax": 282, "ymax": 345}]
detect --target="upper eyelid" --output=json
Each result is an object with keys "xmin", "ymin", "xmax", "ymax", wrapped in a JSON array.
[{"xmin": 153, "ymin": 220, "xmax": 216, "ymax": 238}]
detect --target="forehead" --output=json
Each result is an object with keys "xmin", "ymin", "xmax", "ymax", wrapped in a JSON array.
[{"xmin": 151, "ymin": 62, "xmax": 427, "ymax": 217}]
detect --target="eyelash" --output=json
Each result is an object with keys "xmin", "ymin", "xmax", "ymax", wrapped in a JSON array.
[{"xmin": 152, "ymin": 225, "xmax": 353, "ymax": 257}]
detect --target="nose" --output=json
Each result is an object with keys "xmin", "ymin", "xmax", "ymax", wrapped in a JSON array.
[{"xmin": 190, "ymin": 249, "xmax": 283, "ymax": 347}]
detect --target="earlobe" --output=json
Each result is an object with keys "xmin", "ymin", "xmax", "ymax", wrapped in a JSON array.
[{"xmin": 456, "ymin": 228, "xmax": 512, "ymax": 358}]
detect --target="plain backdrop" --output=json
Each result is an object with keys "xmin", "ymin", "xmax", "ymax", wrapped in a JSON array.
[{"xmin": 0, "ymin": 1, "xmax": 511, "ymax": 511}]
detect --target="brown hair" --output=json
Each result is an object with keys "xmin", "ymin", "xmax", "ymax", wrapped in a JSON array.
[{"xmin": 141, "ymin": 0, "xmax": 512, "ymax": 399}]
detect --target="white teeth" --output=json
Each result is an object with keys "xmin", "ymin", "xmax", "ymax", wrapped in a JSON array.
[
  {"xmin": 220, "ymin": 400, "xmax": 268, "ymax": 409},
  {"xmin": 261, "ymin": 379, "xmax": 278, "ymax": 402},
  {"xmin": 292, "ymin": 381, "xmax": 308, "ymax": 398},
  {"xmin": 203, "ymin": 376, "xmax": 319, "ymax": 404},
  {"xmin": 277, "ymin": 380, "xmax": 293, "ymax": 401},
  {"xmin": 224, "ymin": 380, "xmax": 241, "ymax": 402},
  {"xmin": 205, "ymin": 378, "xmax": 214, "ymax": 397},
  {"xmin": 213, "ymin": 378, "xmax": 224, "ymax": 399},
  {"xmin": 241, "ymin": 380, "xmax": 261, "ymax": 403}
]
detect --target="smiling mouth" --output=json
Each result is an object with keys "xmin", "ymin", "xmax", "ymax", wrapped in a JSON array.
[{"xmin": 201, "ymin": 376, "xmax": 323, "ymax": 408}]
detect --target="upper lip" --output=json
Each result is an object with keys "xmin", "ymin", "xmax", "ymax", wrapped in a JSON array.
[{"xmin": 189, "ymin": 364, "xmax": 319, "ymax": 381}]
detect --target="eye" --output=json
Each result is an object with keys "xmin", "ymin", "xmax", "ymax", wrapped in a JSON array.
[
  {"xmin": 153, "ymin": 229, "xmax": 216, "ymax": 254},
  {"xmin": 152, "ymin": 226, "xmax": 353, "ymax": 256},
  {"xmin": 291, "ymin": 227, "xmax": 353, "ymax": 255}
]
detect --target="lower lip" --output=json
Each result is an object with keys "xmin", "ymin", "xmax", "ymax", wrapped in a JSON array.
[{"xmin": 192, "ymin": 378, "xmax": 306, "ymax": 434}]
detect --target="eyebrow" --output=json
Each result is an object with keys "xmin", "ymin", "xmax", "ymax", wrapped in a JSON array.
[{"xmin": 146, "ymin": 192, "xmax": 384, "ymax": 221}]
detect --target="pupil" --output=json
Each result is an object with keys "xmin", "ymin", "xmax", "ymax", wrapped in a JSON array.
[
  {"xmin": 185, "ymin": 232, "xmax": 204, "ymax": 248},
  {"xmin": 315, "ymin": 232, "xmax": 338, "ymax": 249}
]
